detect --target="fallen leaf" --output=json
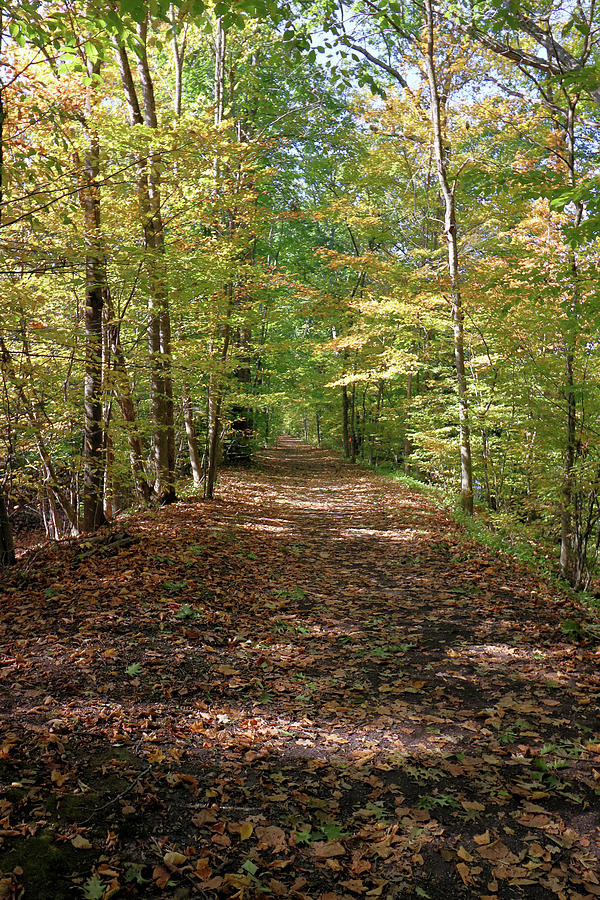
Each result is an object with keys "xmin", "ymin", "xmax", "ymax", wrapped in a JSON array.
[
  {"xmin": 457, "ymin": 862, "xmax": 475, "ymax": 885},
  {"xmin": 164, "ymin": 850, "xmax": 187, "ymax": 867},
  {"xmin": 255, "ymin": 825, "xmax": 287, "ymax": 851},
  {"xmin": 314, "ymin": 841, "xmax": 345, "ymax": 858},
  {"xmin": 477, "ymin": 840, "xmax": 517, "ymax": 863},
  {"xmin": 71, "ymin": 835, "xmax": 91, "ymax": 850}
]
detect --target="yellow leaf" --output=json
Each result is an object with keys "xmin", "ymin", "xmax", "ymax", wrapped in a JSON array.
[
  {"xmin": 240, "ymin": 822, "xmax": 253, "ymax": 840},
  {"xmin": 457, "ymin": 845, "xmax": 473, "ymax": 862},
  {"xmin": 164, "ymin": 851, "xmax": 187, "ymax": 867}
]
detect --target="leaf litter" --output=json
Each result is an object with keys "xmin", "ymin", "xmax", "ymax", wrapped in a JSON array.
[{"xmin": 1, "ymin": 436, "xmax": 600, "ymax": 899}]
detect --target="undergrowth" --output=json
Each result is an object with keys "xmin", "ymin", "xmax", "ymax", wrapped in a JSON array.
[{"xmin": 363, "ymin": 459, "xmax": 600, "ymax": 619}]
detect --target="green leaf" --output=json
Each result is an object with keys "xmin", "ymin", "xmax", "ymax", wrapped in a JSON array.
[
  {"xmin": 293, "ymin": 829, "xmax": 313, "ymax": 845},
  {"xmin": 320, "ymin": 822, "xmax": 348, "ymax": 840},
  {"xmin": 125, "ymin": 863, "xmax": 148, "ymax": 884},
  {"xmin": 126, "ymin": 662, "xmax": 143, "ymax": 676},
  {"xmin": 561, "ymin": 619, "xmax": 582, "ymax": 637},
  {"xmin": 83, "ymin": 875, "xmax": 106, "ymax": 900},
  {"xmin": 241, "ymin": 859, "xmax": 258, "ymax": 876}
]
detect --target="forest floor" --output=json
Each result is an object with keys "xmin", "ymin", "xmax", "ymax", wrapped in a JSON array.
[{"xmin": 1, "ymin": 437, "xmax": 600, "ymax": 900}]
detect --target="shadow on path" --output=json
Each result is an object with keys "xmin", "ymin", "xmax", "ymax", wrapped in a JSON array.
[{"xmin": 0, "ymin": 437, "xmax": 599, "ymax": 899}]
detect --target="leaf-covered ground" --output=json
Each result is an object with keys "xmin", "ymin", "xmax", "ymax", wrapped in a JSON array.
[{"xmin": 1, "ymin": 436, "xmax": 600, "ymax": 900}]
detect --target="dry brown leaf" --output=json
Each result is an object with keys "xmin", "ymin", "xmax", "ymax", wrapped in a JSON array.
[
  {"xmin": 477, "ymin": 840, "xmax": 516, "ymax": 863},
  {"xmin": 461, "ymin": 800, "xmax": 485, "ymax": 811},
  {"xmin": 200, "ymin": 876, "xmax": 223, "ymax": 889},
  {"xmin": 192, "ymin": 809, "xmax": 216, "ymax": 826},
  {"xmin": 195, "ymin": 858, "xmax": 211, "ymax": 880},
  {"xmin": 456, "ymin": 862, "xmax": 475, "ymax": 885},
  {"xmin": 152, "ymin": 866, "xmax": 170, "ymax": 889},
  {"xmin": 314, "ymin": 840, "xmax": 346, "ymax": 858},
  {"xmin": 255, "ymin": 825, "xmax": 287, "ymax": 851},
  {"xmin": 340, "ymin": 879, "xmax": 366, "ymax": 893},
  {"xmin": 474, "ymin": 830, "xmax": 491, "ymax": 845}
]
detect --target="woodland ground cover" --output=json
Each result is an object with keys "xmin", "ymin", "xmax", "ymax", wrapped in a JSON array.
[
  {"xmin": 1, "ymin": 438, "xmax": 600, "ymax": 900},
  {"xmin": 4, "ymin": 3, "xmax": 600, "ymax": 893}
]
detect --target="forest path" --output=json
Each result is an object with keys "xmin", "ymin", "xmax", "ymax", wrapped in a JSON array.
[{"xmin": 1, "ymin": 437, "xmax": 600, "ymax": 899}]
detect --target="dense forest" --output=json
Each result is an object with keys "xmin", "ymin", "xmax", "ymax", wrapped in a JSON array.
[
  {"xmin": 2, "ymin": 0, "xmax": 600, "ymax": 591},
  {"xmin": 5, "ymin": 5, "xmax": 600, "ymax": 898}
]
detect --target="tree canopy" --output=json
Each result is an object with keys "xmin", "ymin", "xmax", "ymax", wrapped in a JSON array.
[{"xmin": 2, "ymin": 0, "xmax": 600, "ymax": 589}]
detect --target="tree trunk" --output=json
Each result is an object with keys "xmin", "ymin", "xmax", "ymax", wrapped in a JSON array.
[
  {"xmin": 342, "ymin": 385, "xmax": 350, "ymax": 459},
  {"xmin": 481, "ymin": 428, "xmax": 495, "ymax": 510},
  {"xmin": 78, "ymin": 107, "xmax": 107, "ymax": 532},
  {"xmin": 205, "ymin": 316, "xmax": 231, "ymax": 499},
  {"xmin": 115, "ymin": 26, "xmax": 176, "ymax": 505},
  {"xmin": 0, "ymin": 12, "xmax": 15, "ymax": 564},
  {"xmin": 350, "ymin": 381, "xmax": 357, "ymax": 463},
  {"xmin": 0, "ymin": 332, "xmax": 78, "ymax": 534},
  {"xmin": 205, "ymin": 17, "xmax": 231, "ymax": 500},
  {"xmin": 170, "ymin": 4, "xmax": 187, "ymax": 117},
  {"xmin": 423, "ymin": 0, "xmax": 473, "ymax": 514},
  {"xmin": 183, "ymin": 396, "xmax": 203, "ymax": 486},
  {"xmin": 0, "ymin": 490, "xmax": 14, "ymax": 567},
  {"xmin": 404, "ymin": 371, "xmax": 413, "ymax": 474},
  {"xmin": 559, "ymin": 100, "xmax": 584, "ymax": 587},
  {"xmin": 560, "ymin": 347, "xmax": 576, "ymax": 582},
  {"xmin": 104, "ymin": 292, "xmax": 152, "ymax": 503}
]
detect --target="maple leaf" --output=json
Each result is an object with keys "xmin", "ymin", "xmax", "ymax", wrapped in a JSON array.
[{"xmin": 83, "ymin": 875, "xmax": 106, "ymax": 900}]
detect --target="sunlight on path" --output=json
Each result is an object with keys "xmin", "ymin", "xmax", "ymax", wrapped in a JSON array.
[{"xmin": 0, "ymin": 435, "xmax": 599, "ymax": 898}]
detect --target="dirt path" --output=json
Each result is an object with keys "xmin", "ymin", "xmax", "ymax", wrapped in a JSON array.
[{"xmin": 1, "ymin": 437, "xmax": 599, "ymax": 899}]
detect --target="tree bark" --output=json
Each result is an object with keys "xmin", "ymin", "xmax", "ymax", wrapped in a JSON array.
[
  {"xmin": 78, "ymin": 93, "xmax": 107, "ymax": 531},
  {"xmin": 183, "ymin": 396, "xmax": 203, "ymax": 486},
  {"xmin": 342, "ymin": 385, "xmax": 350, "ymax": 459},
  {"xmin": 115, "ymin": 25, "xmax": 176, "ymax": 504},
  {"xmin": 423, "ymin": 0, "xmax": 474, "ymax": 514},
  {"xmin": 404, "ymin": 371, "xmax": 413, "ymax": 474},
  {"xmin": 560, "ymin": 99, "xmax": 584, "ymax": 587},
  {"xmin": 170, "ymin": 5, "xmax": 187, "ymax": 117},
  {"xmin": 0, "ymin": 490, "xmax": 14, "ymax": 567},
  {"xmin": 204, "ymin": 17, "xmax": 231, "ymax": 499},
  {"xmin": 205, "ymin": 313, "xmax": 231, "ymax": 499},
  {"xmin": 0, "ymin": 8, "xmax": 15, "ymax": 565},
  {"xmin": 104, "ymin": 293, "xmax": 153, "ymax": 503},
  {"xmin": 350, "ymin": 381, "xmax": 357, "ymax": 463}
]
